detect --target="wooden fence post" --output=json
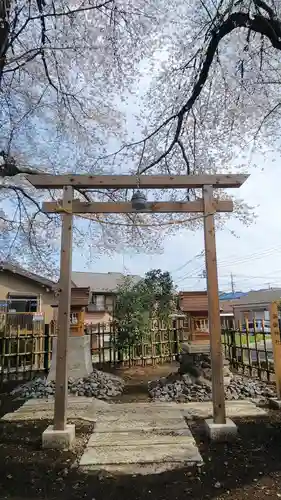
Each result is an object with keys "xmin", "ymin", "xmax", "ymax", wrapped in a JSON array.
[
  {"xmin": 203, "ymin": 184, "xmax": 226, "ymax": 425},
  {"xmin": 270, "ymin": 301, "xmax": 281, "ymax": 399},
  {"xmin": 44, "ymin": 323, "xmax": 50, "ymax": 372},
  {"xmin": 54, "ymin": 186, "xmax": 73, "ymax": 431}
]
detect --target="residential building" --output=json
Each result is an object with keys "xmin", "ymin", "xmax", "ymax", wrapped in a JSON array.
[
  {"xmin": 71, "ymin": 271, "xmax": 142, "ymax": 326},
  {"xmin": 0, "ymin": 261, "xmax": 55, "ymax": 324},
  {"xmin": 219, "ymin": 291, "xmax": 247, "ymax": 328},
  {"xmin": 232, "ymin": 288, "xmax": 281, "ymax": 329},
  {"xmin": 219, "ymin": 291, "xmax": 248, "ymax": 301},
  {"xmin": 220, "ymin": 299, "xmax": 237, "ymax": 329}
]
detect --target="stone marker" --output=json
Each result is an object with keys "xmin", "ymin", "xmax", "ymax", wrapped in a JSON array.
[{"xmin": 47, "ymin": 335, "xmax": 92, "ymax": 382}]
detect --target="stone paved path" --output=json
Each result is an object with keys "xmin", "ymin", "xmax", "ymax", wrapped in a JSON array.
[
  {"xmin": 78, "ymin": 400, "xmax": 267, "ymax": 474},
  {"xmin": 79, "ymin": 402, "xmax": 202, "ymax": 474},
  {"xmin": 2, "ymin": 397, "xmax": 267, "ymax": 422},
  {"xmin": 1, "ymin": 396, "xmax": 97, "ymax": 421}
]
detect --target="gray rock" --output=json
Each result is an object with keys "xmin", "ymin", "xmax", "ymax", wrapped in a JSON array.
[
  {"xmin": 182, "ymin": 373, "xmax": 192, "ymax": 385},
  {"xmin": 176, "ymin": 394, "xmax": 189, "ymax": 402},
  {"xmin": 11, "ymin": 369, "xmax": 125, "ymax": 400},
  {"xmin": 148, "ymin": 356, "xmax": 276, "ymax": 403}
]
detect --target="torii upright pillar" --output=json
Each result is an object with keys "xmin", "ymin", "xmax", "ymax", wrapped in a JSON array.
[
  {"xmin": 203, "ymin": 184, "xmax": 237, "ymax": 440},
  {"xmin": 42, "ymin": 186, "xmax": 76, "ymax": 449},
  {"xmin": 54, "ymin": 186, "xmax": 73, "ymax": 430}
]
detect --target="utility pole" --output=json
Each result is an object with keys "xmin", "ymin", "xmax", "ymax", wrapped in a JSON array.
[
  {"xmin": 201, "ymin": 269, "xmax": 207, "ymax": 290},
  {"xmin": 230, "ymin": 273, "xmax": 235, "ymax": 294}
]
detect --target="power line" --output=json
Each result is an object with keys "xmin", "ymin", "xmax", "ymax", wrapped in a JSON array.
[
  {"xmin": 170, "ymin": 251, "xmax": 204, "ymax": 275},
  {"xmin": 172, "ymin": 243, "xmax": 281, "ymax": 285},
  {"xmin": 191, "ymin": 246, "xmax": 281, "ymax": 277},
  {"xmin": 174, "ymin": 277, "xmax": 281, "ymax": 284},
  {"xmin": 230, "ymin": 271, "xmax": 281, "ymax": 278},
  {"xmin": 217, "ymin": 244, "xmax": 281, "ymax": 263}
]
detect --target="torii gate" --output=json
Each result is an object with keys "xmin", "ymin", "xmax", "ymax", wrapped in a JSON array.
[{"xmin": 26, "ymin": 173, "xmax": 249, "ymax": 447}]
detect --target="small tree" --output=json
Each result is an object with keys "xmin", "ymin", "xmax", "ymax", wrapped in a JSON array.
[
  {"xmin": 144, "ymin": 269, "xmax": 175, "ymax": 324},
  {"xmin": 114, "ymin": 270, "xmax": 175, "ymax": 352},
  {"xmin": 114, "ymin": 276, "xmax": 151, "ymax": 351}
]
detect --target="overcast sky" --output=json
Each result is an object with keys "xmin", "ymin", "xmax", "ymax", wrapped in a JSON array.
[{"xmin": 72, "ymin": 155, "xmax": 281, "ymax": 293}]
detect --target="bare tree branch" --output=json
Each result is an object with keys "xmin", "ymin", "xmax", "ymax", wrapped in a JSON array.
[
  {"xmin": 177, "ymin": 139, "xmax": 190, "ymax": 174},
  {"xmin": 0, "ymin": 0, "xmax": 11, "ymax": 80},
  {"xmin": 0, "ymin": 183, "xmax": 44, "ymax": 215},
  {"xmin": 254, "ymin": 101, "xmax": 281, "ymax": 139},
  {"xmin": 31, "ymin": 0, "xmax": 114, "ymax": 20}
]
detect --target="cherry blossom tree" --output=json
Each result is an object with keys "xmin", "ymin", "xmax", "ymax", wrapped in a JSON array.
[
  {"xmin": 121, "ymin": 0, "xmax": 281, "ymax": 182},
  {"xmin": 106, "ymin": 0, "xmax": 281, "ymax": 237},
  {"xmin": 1, "ymin": 0, "xmax": 280, "ymax": 274},
  {"xmin": 0, "ymin": 0, "xmax": 166, "ymax": 273}
]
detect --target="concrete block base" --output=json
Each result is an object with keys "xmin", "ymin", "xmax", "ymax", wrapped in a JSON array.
[
  {"xmin": 48, "ymin": 335, "xmax": 92, "ymax": 382},
  {"xmin": 269, "ymin": 398, "xmax": 281, "ymax": 410},
  {"xmin": 204, "ymin": 418, "xmax": 237, "ymax": 442},
  {"xmin": 42, "ymin": 424, "xmax": 75, "ymax": 450}
]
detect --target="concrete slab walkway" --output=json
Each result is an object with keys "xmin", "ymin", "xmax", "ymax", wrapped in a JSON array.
[
  {"xmin": 79, "ymin": 403, "xmax": 202, "ymax": 474},
  {"xmin": 83, "ymin": 399, "xmax": 267, "ymax": 421},
  {"xmin": 1, "ymin": 396, "xmax": 98, "ymax": 421},
  {"xmin": 1, "ymin": 397, "xmax": 267, "ymax": 475},
  {"xmin": 2, "ymin": 397, "xmax": 267, "ymax": 422}
]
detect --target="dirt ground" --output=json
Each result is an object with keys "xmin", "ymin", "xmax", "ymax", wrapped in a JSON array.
[
  {"xmin": 111, "ymin": 362, "xmax": 179, "ymax": 402},
  {"xmin": 1, "ymin": 366, "xmax": 281, "ymax": 500}
]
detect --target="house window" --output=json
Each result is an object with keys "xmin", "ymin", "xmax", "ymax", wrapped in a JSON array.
[
  {"xmin": 70, "ymin": 313, "xmax": 78, "ymax": 325},
  {"xmin": 194, "ymin": 318, "xmax": 209, "ymax": 332},
  {"xmin": 91, "ymin": 294, "xmax": 105, "ymax": 311},
  {"xmin": 105, "ymin": 295, "xmax": 114, "ymax": 312},
  {"xmin": 7, "ymin": 295, "xmax": 38, "ymax": 313}
]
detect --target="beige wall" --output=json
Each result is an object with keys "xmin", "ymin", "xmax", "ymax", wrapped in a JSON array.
[
  {"xmin": 84, "ymin": 311, "xmax": 112, "ymax": 326},
  {"xmin": 0, "ymin": 271, "xmax": 54, "ymax": 323},
  {"xmin": 53, "ymin": 309, "xmax": 113, "ymax": 327},
  {"xmin": 233, "ymin": 307, "xmax": 268, "ymax": 325},
  {"xmin": 53, "ymin": 310, "xmax": 113, "ymax": 326}
]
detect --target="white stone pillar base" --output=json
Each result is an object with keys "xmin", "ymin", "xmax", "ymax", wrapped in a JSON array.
[
  {"xmin": 42, "ymin": 424, "xmax": 75, "ymax": 450},
  {"xmin": 47, "ymin": 335, "xmax": 92, "ymax": 382},
  {"xmin": 204, "ymin": 418, "xmax": 238, "ymax": 442}
]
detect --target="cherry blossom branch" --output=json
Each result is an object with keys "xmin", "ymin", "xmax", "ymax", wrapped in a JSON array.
[
  {"xmin": 138, "ymin": 5, "xmax": 281, "ymax": 174},
  {"xmin": 0, "ymin": 152, "xmax": 40, "ymax": 177}
]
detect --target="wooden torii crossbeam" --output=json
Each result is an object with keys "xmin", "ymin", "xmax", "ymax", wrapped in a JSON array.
[
  {"xmin": 27, "ymin": 173, "xmax": 248, "ymax": 189},
  {"xmin": 26, "ymin": 173, "xmax": 249, "ymax": 442},
  {"xmin": 42, "ymin": 199, "xmax": 234, "ymax": 213}
]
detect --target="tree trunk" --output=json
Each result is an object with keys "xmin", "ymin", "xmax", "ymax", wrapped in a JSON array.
[{"xmin": 0, "ymin": 0, "xmax": 10, "ymax": 85}]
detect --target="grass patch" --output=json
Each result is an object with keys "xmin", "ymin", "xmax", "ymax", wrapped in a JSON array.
[{"xmin": 222, "ymin": 333, "xmax": 271, "ymax": 347}]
